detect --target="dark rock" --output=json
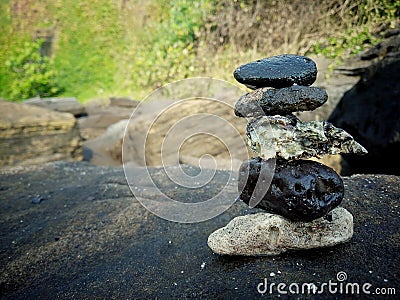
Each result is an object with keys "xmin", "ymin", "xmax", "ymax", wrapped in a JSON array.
[
  {"xmin": 329, "ymin": 58, "xmax": 400, "ymax": 175},
  {"xmin": 233, "ymin": 54, "xmax": 317, "ymax": 89},
  {"xmin": 360, "ymin": 34, "xmax": 400, "ymax": 60},
  {"xmin": 0, "ymin": 162, "xmax": 399, "ymax": 298},
  {"xmin": 235, "ymin": 86, "xmax": 328, "ymax": 117},
  {"xmin": 238, "ymin": 157, "xmax": 344, "ymax": 221}
]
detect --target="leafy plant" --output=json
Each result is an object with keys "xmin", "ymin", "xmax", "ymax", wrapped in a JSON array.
[
  {"xmin": 130, "ymin": 0, "xmax": 214, "ymax": 94},
  {"xmin": 5, "ymin": 39, "xmax": 61, "ymax": 101},
  {"xmin": 311, "ymin": 28, "xmax": 382, "ymax": 59}
]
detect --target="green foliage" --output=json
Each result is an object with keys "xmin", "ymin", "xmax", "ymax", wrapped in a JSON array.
[
  {"xmin": 131, "ymin": 0, "xmax": 214, "ymax": 93},
  {"xmin": 5, "ymin": 39, "xmax": 61, "ymax": 101},
  {"xmin": 0, "ymin": 0, "xmax": 125, "ymax": 101},
  {"xmin": 311, "ymin": 28, "xmax": 382, "ymax": 59},
  {"xmin": 310, "ymin": 0, "xmax": 399, "ymax": 61},
  {"xmin": 51, "ymin": 0, "xmax": 124, "ymax": 100},
  {"xmin": 0, "ymin": 0, "xmax": 399, "ymax": 101}
]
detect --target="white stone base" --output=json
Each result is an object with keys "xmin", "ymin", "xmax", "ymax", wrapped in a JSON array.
[{"xmin": 207, "ymin": 207, "xmax": 353, "ymax": 256}]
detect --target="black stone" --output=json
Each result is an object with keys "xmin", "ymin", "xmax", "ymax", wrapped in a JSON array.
[
  {"xmin": 233, "ymin": 54, "xmax": 317, "ymax": 89},
  {"xmin": 238, "ymin": 157, "xmax": 344, "ymax": 222},
  {"xmin": 234, "ymin": 86, "xmax": 328, "ymax": 117}
]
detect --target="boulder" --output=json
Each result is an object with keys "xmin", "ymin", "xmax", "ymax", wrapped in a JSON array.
[
  {"xmin": 24, "ymin": 97, "xmax": 86, "ymax": 117},
  {"xmin": 123, "ymin": 97, "xmax": 249, "ymax": 168},
  {"xmin": 78, "ymin": 101, "xmax": 133, "ymax": 140},
  {"xmin": 82, "ymin": 119, "xmax": 129, "ymax": 166},
  {"xmin": 110, "ymin": 96, "xmax": 138, "ymax": 108},
  {"xmin": 0, "ymin": 100, "xmax": 82, "ymax": 166}
]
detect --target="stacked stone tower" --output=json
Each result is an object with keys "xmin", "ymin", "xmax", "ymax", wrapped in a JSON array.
[{"xmin": 208, "ymin": 54, "xmax": 367, "ymax": 256}]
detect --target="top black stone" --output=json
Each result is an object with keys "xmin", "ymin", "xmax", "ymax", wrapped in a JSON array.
[{"xmin": 233, "ymin": 54, "xmax": 317, "ymax": 89}]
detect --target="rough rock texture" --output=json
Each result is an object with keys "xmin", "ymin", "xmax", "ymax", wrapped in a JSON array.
[
  {"xmin": 0, "ymin": 100, "xmax": 82, "ymax": 166},
  {"xmin": 81, "ymin": 90, "xmax": 249, "ymax": 170},
  {"xmin": 208, "ymin": 207, "xmax": 353, "ymax": 256},
  {"xmin": 82, "ymin": 119, "xmax": 128, "ymax": 166},
  {"xmin": 123, "ymin": 96, "xmax": 249, "ymax": 168},
  {"xmin": 247, "ymin": 115, "xmax": 367, "ymax": 160},
  {"xmin": 109, "ymin": 96, "xmax": 138, "ymax": 108},
  {"xmin": 235, "ymin": 86, "xmax": 328, "ymax": 117},
  {"xmin": 0, "ymin": 162, "xmax": 399, "ymax": 298},
  {"xmin": 78, "ymin": 100, "xmax": 134, "ymax": 140},
  {"xmin": 24, "ymin": 97, "xmax": 86, "ymax": 117},
  {"xmin": 233, "ymin": 54, "xmax": 317, "ymax": 89},
  {"xmin": 329, "ymin": 58, "xmax": 400, "ymax": 175},
  {"xmin": 238, "ymin": 158, "xmax": 344, "ymax": 221}
]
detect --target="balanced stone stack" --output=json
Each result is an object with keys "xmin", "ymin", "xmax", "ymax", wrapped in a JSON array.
[{"xmin": 208, "ymin": 54, "xmax": 368, "ymax": 256}]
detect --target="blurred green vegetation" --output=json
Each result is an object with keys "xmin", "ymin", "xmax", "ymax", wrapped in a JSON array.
[
  {"xmin": 0, "ymin": 0, "xmax": 399, "ymax": 102},
  {"xmin": 5, "ymin": 39, "xmax": 61, "ymax": 100}
]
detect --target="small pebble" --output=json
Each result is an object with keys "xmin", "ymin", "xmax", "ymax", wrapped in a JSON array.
[{"xmin": 31, "ymin": 195, "xmax": 43, "ymax": 204}]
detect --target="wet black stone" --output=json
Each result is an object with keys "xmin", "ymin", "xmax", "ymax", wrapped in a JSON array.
[
  {"xmin": 234, "ymin": 86, "xmax": 328, "ymax": 117},
  {"xmin": 233, "ymin": 54, "xmax": 317, "ymax": 89},
  {"xmin": 238, "ymin": 157, "xmax": 344, "ymax": 222}
]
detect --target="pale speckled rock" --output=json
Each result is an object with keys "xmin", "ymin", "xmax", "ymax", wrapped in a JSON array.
[
  {"xmin": 207, "ymin": 207, "xmax": 353, "ymax": 256},
  {"xmin": 246, "ymin": 115, "xmax": 367, "ymax": 160}
]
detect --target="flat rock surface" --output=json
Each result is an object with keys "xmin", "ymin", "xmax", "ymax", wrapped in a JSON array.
[
  {"xmin": 1, "ymin": 162, "xmax": 399, "ymax": 299},
  {"xmin": 23, "ymin": 97, "xmax": 86, "ymax": 117}
]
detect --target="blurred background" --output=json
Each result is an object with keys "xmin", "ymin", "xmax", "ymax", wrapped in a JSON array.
[{"xmin": 0, "ymin": 0, "xmax": 399, "ymax": 175}]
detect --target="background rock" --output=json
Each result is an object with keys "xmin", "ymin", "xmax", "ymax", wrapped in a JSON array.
[
  {"xmin": 109, "ymin": 96, "xmax": 138, "ymax": 108},
  {"xmin": 78, "ymin": 99, "xmax": 133, "ymax": 140},
  {"xmin": 24, "ymin": 97, "xmax": 86, "ymax": 117},
  {"xmin": 82, "ymin": 119, "xmax": 128, "ymax": 166},
  {"xmin": 0, "ymin": 100, "xmax": 82, "ymax": 166},
  {"xmin": 0, "ymin": 162, "xmax": 399, "ymax": 298},
  {"xmin": 329, "ymin": 57, "xmax": 400, "ymax": 175},
  {"xmin": 122, "ymin": 95, "xmax": 250, "ymax": 169}
]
